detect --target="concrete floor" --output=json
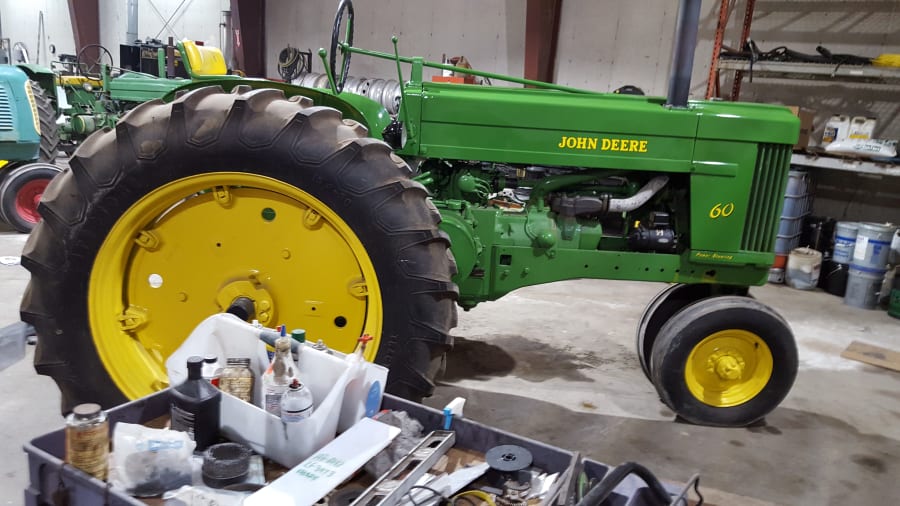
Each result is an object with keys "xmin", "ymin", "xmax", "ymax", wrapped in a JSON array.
[{"xmin": 1, "ymin": 224, "xmax": 899, "ymax": 505}]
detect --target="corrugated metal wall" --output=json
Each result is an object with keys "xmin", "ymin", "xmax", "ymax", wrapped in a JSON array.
[
  {"xmin": 265, "ymin": 0, "xmax": 525, "ymax": 83},
  {"xmin": 97, "ymin": 0, "xmax": 230, "ymax": 55},
  {"xmin": 0, "ymin": 0, "xmax": 76, "ymax": 64}
]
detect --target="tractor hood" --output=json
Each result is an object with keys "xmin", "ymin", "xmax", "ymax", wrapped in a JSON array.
[{"xmin": 401, "ymin": 83, "xmax": 798, "ymax": 169}]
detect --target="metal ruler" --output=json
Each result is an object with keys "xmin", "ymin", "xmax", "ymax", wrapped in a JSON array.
[{"xmin": 350, "ymin": 431, "xmax": 456, "ymax": 506}]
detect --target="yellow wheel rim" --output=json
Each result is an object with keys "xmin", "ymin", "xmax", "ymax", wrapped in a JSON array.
[
  {"xmin": 684, "ymin": 329, "xmax": 773, "ymax": 407},
  {"xmin": 89, "ymin": 173, "xmax": 382, "ymax": 400}
]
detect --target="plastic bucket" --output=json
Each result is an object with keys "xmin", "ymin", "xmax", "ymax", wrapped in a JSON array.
[
  {"xmin": 820, "ymin": 260, "xmax": 849, "ymax": 296},
  {"xmin": 851, "ymin": 222, "xmax": 896, "ymax": 271},
  {"xmin": 786, "ymin": 247, "xmax": 822, "ymax": 290},
  {"xmin": 833, "ymin": 221, "xmax": 859, "ymax": 264},
  {"xmin": 844, "ymin": 266, "xmax": 885, "ymax": 310}
]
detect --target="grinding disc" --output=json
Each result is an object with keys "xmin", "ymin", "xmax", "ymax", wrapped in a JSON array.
[{"xmin": 486, "ymin": 445, "xmax": 533, "ymax": 473}]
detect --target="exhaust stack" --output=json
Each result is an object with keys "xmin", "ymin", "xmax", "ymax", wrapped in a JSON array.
[
  {"xmin": 126, "ymin": 0, "xmax": 138, "ymax": 43},
  {"xmin": 665, "ymin": 0, "xmax": 702, "ymax": 108}
]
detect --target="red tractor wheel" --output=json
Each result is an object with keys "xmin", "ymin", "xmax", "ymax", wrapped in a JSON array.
[{"xmin": 0, "ymin": 163, "xmax": 62, "ymax": 233}]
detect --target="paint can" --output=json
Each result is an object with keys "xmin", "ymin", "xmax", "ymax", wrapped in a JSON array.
[
  {"xmin": 832, "ymin": 221, "xmax": 859, "ymax": 265},
  {"xmin": 786, "ymin": 247, "xmax": 822, "ymax": 290},
  {"xmin": 844, "ymin": 266, "xmax": 885, "ymax": 310},
  {"xmin": 851, "ymin": 222, "xmax": 896, "ymax": 271},
  {"xmin": 820, "ymin": 260, "xmax": 849, "ymax": 296},
  {"xmin": 768, "ymin": 267, "xmax": 785, "ymax": 284}
]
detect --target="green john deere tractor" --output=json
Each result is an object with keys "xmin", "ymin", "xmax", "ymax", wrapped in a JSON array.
[
  {"xmin": 21, "ymin": 0, "xmax": 799, "ymax": 427},
  {"xmin": 0, "ymin": 64, "xmax": 61, "ymax": 232}
]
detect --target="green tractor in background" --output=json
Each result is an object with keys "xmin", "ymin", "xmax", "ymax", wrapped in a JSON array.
[
  {"xmin": 21, "ymin": 0, "xmax": 800, "ymax": 427},
  {"xmin": 0, "ymin": 64, "xmax": 61, "ymax": 233}
]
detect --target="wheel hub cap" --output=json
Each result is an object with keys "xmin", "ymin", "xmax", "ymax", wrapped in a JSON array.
[{"xmin": 685, "ymin": 329, "xmax": 773, "ymax": 407}]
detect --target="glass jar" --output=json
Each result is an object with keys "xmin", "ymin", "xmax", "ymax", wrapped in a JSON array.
[
  {"xmin": 65, "ymin": 403, "xmax": 109, "ymax": 480},
  {"xmin": 219, "ymin": 358, "xmax": 254, "ymax": 403}
]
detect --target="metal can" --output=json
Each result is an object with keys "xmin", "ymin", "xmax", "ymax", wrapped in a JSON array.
[{"xmin": 65, "ymin": 403, "xmax": 109, "ymax": 480}]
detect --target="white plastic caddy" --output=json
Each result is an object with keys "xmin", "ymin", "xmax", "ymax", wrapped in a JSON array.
[{"xmin": 165, "ymin": 313, "xmax": 388, "ymax": 468}]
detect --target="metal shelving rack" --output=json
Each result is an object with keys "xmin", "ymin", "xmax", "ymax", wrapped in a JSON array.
[
  {"xmin": 705, "ymin": 0, "xmax": 900, "ymax": 177},
  {"xmin": 790, "ymin": 153, "xmax": 900, "ymax": 177},
  {"xmin": 717, "ymin": 60, "xmax": 900, "ymax": 85}
]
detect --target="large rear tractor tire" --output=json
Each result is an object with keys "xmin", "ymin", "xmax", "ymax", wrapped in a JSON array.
[
  {"xmin": 0, "ymin": 162, "xmax": 62, "ymax": 233},
  {"xmin": 21, "ymin": 86, "xmax": 458, "ymax": 413},
  {"xmin": 649, "ymin": 296, "xmax": 797, "ymax": 427},
  {"xmin": 30, "ymin": 80, "xmax": 60, "ymax": 163}
]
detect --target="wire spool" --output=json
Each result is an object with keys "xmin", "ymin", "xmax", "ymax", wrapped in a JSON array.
[
  {"xmin": 277, "ymin": 46, "xmax": 311, "ymax": 82},
  {"xmin": 486, "ymin": 445, "xmax": 533, "ymax": 473}
]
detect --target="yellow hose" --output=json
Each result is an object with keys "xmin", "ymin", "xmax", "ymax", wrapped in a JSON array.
[
  {"xmin": 872, "ymin": 54, "xmax": 900, "ymax": 67},
  {"xmin": 451, "ymin": 490, "xmax": 498, "ymax": 506}
]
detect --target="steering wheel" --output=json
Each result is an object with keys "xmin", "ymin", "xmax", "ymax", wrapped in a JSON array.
[
  {"xmin": 329, "ymin": 0, "xmax": 355, "ymax": 93},
  {"xmin": 76, "ymin": 44, "xmax": 114, "ymax": 79}
]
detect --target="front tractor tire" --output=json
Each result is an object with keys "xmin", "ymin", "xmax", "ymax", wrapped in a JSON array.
[
  {"xmin": 21, "ymin": 86, "xmax": 458, "ymax": 413},
  {"xmin": 649, "ymin": 296, "xmax": 798, "ymax": 427}
]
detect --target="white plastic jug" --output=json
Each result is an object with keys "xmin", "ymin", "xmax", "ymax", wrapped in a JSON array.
[{"xmin": 822, "ymin": 115, "xmax": 850, "ymax": 145}]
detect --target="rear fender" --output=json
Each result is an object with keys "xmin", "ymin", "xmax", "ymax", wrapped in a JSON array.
[{"xmin": 162, "ymin": 78, "xmax": 391, "ymax": 139}]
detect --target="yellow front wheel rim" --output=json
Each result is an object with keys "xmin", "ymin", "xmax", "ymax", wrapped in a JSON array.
[
  {"xmin": 89, "ymin": 172, "xmax": 382, "ymax": 400},
  {"xmin": 684, "ymin": 329, "xmax": 773, "ymax": 407}
]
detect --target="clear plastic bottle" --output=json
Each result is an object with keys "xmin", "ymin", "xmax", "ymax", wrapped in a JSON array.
[
  {"xmin": 65, "ymin": 403, "xmax": 109, "ymax": 480},
  {"xmin": 219, "ymin": 358, "xmax": 254, "ymax": 403},
  {"xmin": 262, "ymin": 336, "xmax": 295, "ymax": 415},
  {"xmin": 171, "ymin": 356, "xmax": 221, "ymax": 450},
  {"xmin": 280, "ymin": 378, "xmax": 313, "ymax": 422}
]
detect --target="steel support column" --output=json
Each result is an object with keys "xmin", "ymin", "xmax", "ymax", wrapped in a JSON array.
[
  {"xmin": 67, "ymin": 0, "xmax": 100, "ymax": 52},
  {"xmin": 524, "ymin": 0, "xmax": 562, "ymax": 84},
  {"xmin": 230, "ymin": 0, "xmax": 265, "ymax": 77}
]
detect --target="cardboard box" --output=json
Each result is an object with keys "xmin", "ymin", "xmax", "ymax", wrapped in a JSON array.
[{"xmin": 787, "ymin": 106, "xmax": 815, "ymax": 150}]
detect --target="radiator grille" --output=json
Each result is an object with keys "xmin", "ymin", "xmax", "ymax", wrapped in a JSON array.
[
  {"xmin": 741, "ymin": 143, "xmax": 792, "ymax": 252},
  {"xmin": 0, "ymin": 86, "xmax": 13, "ymax": 131}
]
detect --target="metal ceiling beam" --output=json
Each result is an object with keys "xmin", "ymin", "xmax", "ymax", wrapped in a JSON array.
[
  {"xmin": 67, "ymin": 0, "xmax": 100, "ymax": 52},
  {"xmin": 230, "ymin": 0, "xmax": 266, "ymax": 77},
  {"xmin": 524, "ymin": 0, "xmax": 562, "ymax": 84}
]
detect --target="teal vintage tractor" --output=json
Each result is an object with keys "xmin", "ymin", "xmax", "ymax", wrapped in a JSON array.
[
  {"xmin": 0, "ymin": 64, "xmax": 61, "ymax": 232},
  {"xmin": 21, "ymin": 0, "xmax": 799, "ymax": 427}
]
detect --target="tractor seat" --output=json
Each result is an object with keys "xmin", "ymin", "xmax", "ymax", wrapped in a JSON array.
[
  {"xmin": 58, "ymin": 75, "xmax": 103, "ymax": 88},
  {"xmin": 181, "ymin": 40, "xmax": 227, "ymax": 76}
]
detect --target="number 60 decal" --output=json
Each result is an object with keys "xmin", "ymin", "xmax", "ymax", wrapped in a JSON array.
[{"xmin": 709, "ymin": 202, "xmax": 735, "ymax": 219}]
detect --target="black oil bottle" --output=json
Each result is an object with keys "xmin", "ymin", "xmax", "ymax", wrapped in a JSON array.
[{"xmin": 171, "ymin": 356, "xmax": 221, "ymax": 450}]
